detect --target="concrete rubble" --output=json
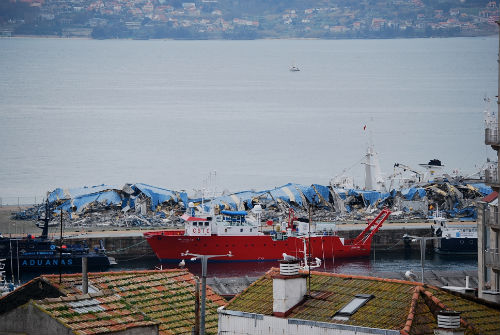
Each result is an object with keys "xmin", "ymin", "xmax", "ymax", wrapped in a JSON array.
[{"xmin": 10, "ymin": 178, "xmax": 492, "ymax": 228}]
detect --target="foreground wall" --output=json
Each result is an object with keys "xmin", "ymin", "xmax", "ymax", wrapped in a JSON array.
[
  {"xmin": 0, "ymin": 303, "xmax": 74, "ymax": 335},
  {"xmin": 218, "ymin": 309, "xmax": 398, "ymax": 335},
  {"xmin": 0, "ymin": 302, "xmax": 158, "ymax": 335}
]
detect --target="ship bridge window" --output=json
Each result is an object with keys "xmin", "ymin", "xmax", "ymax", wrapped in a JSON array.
[
  {"xmin": 333, "ymin": 294, "xmax": 374, "ymax": 321},
  {"xmin": 205, "ymin": 222, "xmax": 209, "ymax": 227}
]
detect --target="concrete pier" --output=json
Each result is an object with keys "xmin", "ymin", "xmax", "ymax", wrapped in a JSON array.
[{"xmin": 64, "ymin": 230, "xmax": 155, "ymax": 258}]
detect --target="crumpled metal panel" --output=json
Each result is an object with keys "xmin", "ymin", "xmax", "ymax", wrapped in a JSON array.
[
  {"xmin": 132, "ymin": 183, "xmax": 179, "ymax": 210},
  {"xmin": 48, "ymin": 184, "xmax": 117, "ymax": 202}
]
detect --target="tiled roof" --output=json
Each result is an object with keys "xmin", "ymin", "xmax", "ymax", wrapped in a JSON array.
[
  {"xmin": 482, "ymin": 191, "xmax": 498, "ymax": 203},
  {"xmin": 35, "ymin": 290, "xmax": 157, "ymax": 335},
  {"xmin": 36, "ymin": 269, "xmax": 225, "ymax": 335},
  {"xmin": 225, "ymin": 268, "xmax": 500, "ymax": 335}
]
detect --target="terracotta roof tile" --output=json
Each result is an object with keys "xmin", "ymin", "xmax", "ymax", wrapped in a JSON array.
[
  {"xmin": 225, "ymin": 268, "xmax": 500, "ymax": 334},
  {"xmin": 30, "ymin": 269, "xmax": 224, "ymax": 335},
  {"xmin": 482, "ymin": 191, "xmax": 498, "ymax": 203}
]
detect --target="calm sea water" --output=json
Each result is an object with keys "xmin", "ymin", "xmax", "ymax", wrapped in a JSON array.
[
  {"xmin": 0, "ymin": 37, "xmax": 497, "ymax": 202},
  {"xmin": 14, "ymin": 252, "xmax": 477, "ymax": 283},
  {"xmin": 143, "ymin": 252, "xmax": 478, "ymax": 278}
]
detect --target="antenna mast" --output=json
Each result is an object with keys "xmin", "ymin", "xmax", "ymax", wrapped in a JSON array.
[{"xmin": 39, "ymin": 199, "xmax": 51, "ymax": 240}]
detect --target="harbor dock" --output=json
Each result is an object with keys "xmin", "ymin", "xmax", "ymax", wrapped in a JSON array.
[
  {"xmin": 62, "ymin": 221, "xmax": 475, "ymax": 258},
  {"xmin": 0, "ymin": 206, "xmax": 475, "ymax": 258}
]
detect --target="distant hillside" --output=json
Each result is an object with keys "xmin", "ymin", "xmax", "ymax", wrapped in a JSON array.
[{"xmin": 0, "ymin": 0, "xmax": 498, "ymax": 39}]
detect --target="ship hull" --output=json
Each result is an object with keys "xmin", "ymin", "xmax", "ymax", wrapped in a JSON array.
[
  {"xmin": 144, "ymin": 231, "xmax": 372, "ymax": 262},
  {"xmin": 4, "ymin": 254, "xmax": 113, "ymax": 272},
  {"xmin": 1, "ymin": 237, "xmax": 113, "ymax": 273},
  {"xmin": 435, "ymin": 237, "xmax": 477, "ymax": 255}
]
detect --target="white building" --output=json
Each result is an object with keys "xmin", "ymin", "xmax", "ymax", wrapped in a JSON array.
[{"xmin": 480, "ymin": 19, "xmax": 500, "ymax": 304}]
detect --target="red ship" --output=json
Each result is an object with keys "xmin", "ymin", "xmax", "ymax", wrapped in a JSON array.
[{"xmin": 144, "ymin": 208, "xmax": 391, "ymax": 262}]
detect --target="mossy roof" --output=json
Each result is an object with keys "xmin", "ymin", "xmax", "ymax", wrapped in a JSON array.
[
  {"xmin": 27, "ymin": 269, "xmax": 225, "ymax": 335},
  {"xmin": 225, "ymin": 268, "xmax": 500, "ymax": 335}
]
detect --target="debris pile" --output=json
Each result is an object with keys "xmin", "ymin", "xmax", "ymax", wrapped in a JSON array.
[
  {"xmin": 10, "ymin": 206, "xmax": 43, "ymax": 221},
  {"xmin": 11, "ymin": 180, "xmax": 492, "ymax": 228},
  {"xmin": 41, "ymin": 183, "xmax": 186, "ymax": 228}
]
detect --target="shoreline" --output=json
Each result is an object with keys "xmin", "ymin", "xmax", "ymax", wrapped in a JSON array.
[
  {"xmin": 0, "ymin": 204, "xmax": 476, "ymax": 236},
  {"xmin": 1, "ymin": 34, "xmax": 496, "ymax": 41}
]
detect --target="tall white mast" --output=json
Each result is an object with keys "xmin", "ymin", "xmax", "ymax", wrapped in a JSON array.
[{"xmin": 364, "ymin": 145, "xmax": 385, "ymax": 191}]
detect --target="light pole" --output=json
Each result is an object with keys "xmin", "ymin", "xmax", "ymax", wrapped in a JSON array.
[
  {"xmin": 403, "ymin": 234, "xmax": 448, "ymax": 284},
  {"xmin": 182, "ymin": 251, "xmax": 232, "ymax": 335}
]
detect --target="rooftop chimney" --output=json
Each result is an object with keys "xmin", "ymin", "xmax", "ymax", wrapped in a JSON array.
[
  {"xmin": 272, "ymin": 259, "xmax": 307, "ymax": 317},
  {"xmin": 434, "ymin": 310, "xmax": 464, "ymax": 335}
]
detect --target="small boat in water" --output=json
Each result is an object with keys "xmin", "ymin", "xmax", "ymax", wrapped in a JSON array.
[
  {"xmin": 430, "ymin": 209, "xmax": 477, "ymax": 255},
  {"xmin": 0, "ymin": 258, "xmax": 18, "ymax": 296},
  {"xmin": 289, "ymin": 65, "xmax": 300, "ymax": 72},
  {"xmin": 144, "ymin": 208, "xmax": 391, "ymax": 263}
]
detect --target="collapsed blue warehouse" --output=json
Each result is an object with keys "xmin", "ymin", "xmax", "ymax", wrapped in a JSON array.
[{"xmin": 41, "ymin": 180, "xmax": 492, "ymax": 225}]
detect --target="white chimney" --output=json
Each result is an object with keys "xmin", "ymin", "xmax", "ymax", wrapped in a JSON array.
[
  {"xmin": 434, "ymin": 310, "xmax": 464, "ymax": 335},
  {"xmin": 272, "ymin": 260, "xmax": 307, "ymax": 317}
]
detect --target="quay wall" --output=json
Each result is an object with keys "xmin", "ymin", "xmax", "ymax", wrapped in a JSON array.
[
  {"xmin": 340, "ymin": 225, "xmax": 435, "ymax": 252},
  {"xmin": 64, "ymin": 225, "xmax": 436, "ymax": 259},
  {"xmin": 67, "ymin": 235, "xmax": 155, "ymax": 259}
]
